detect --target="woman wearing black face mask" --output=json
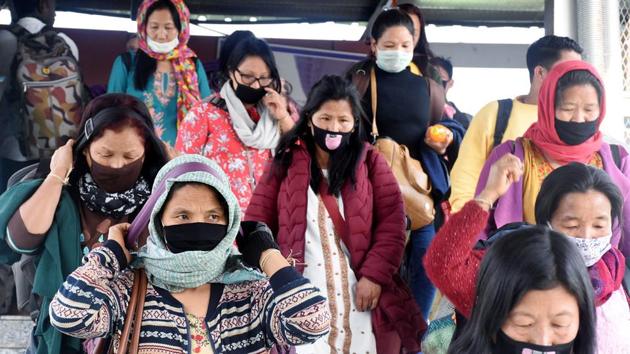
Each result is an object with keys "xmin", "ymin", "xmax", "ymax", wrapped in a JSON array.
[
  {"xmin": 474, "ymin": 60, "xmax": 630, "ymax": 258},
  {"xmin": 0, "ymin": 93, "xmax": 168, "ymax": 354},
  {"xmin": 246, "ymin": 76, "xmax": 425, "ymax": 353},
  {"xmin": 49, "ymin": 154, "xmax": 330, "ymax": 353},
  {"xmin": 176, "ymin": 36, "xmax": 298, "ymax": 213}
]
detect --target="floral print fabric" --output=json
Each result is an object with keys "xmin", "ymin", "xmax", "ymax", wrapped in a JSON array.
[
  {"xmin": 176, "ymin": 99, "xmax": 273, "ymax": 212},
  {"xmin": 186, "ymin": 313, "xmax": 213, "ymax": 354}
]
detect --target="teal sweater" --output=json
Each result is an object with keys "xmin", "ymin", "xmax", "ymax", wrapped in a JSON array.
[
  {"xmin": 106, "ymin": 52, "xmax": 211, "ymax": 146},
  {"xmin": 0, "ymin": 180, "xmax": 83, "ymax": 354}
]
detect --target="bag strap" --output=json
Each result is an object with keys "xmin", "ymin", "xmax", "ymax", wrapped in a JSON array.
[
  {"xmin": 7, "ymin": 24, "xmax": 28, "ymax": 40},
  {"xmin": 129, "ymin": 270, "xmax": 147, "ymax": 353},
  {"xmin": 493, "ymin": 98, "xmax": 513, "ymax": 148},
  {"xmin": 209, "ymin": 94, "xmax": 228, "ymax": 112},
  {"xmin": 318, "ymin": 181, "xmax": 352, "ymax": 251},
  {"xmin": 114, "ymin": 269, "xmax": 141, "ymax": 354},
  {"xmin": 370, "ymin": 68, "xmax": 379, "ymax": 140}
]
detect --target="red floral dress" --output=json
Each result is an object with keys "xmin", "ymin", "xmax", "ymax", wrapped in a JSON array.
[
  {"xmin": 186, "ymin": 313, "xmax": 213, "ymax": 353},
  {"xmin": 175, "ymin": 98, "xmax": 274, "ymax": 213}
]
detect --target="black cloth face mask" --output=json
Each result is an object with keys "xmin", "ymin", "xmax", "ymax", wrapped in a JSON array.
[
  {"xmin": 494, "ymin": 330, "xmax": 574, "ymax": 354},
  {"xmin": 163, "ymin": 222, "xmax": 228, "ymax": 254},
  {"xmin": 311, "ymin": 124, "xmax": 352, "ymax": 153},
  {"xmin": 233, "ymin": 81, "xmax": 267, "ymax": 105},
  {"xmin": 554, "ymin": 118, "xmax": 598, "ymax": 145},
  {"xmin": 89, "ymin": 155, "xmax": 144, "ymax": 193}
]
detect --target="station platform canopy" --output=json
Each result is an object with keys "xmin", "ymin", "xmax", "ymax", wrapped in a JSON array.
[{"xmin": 49, "ymin": 0, "xmax": 544, "ymax": 27}]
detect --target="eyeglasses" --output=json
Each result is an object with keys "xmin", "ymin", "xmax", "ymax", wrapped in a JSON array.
[{"xmin": 235, "ymin": 68, "xmax": 274, "ymax": 87}]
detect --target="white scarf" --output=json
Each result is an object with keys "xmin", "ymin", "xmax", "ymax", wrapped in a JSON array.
[{"xmin": 220, "ymin": 82, "xmax": 281, "ymax": 150}]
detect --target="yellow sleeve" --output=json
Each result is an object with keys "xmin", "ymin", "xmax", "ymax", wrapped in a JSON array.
[{"xmin": 449, "ymin": 101, "xmax": 499, "ymax": 212}]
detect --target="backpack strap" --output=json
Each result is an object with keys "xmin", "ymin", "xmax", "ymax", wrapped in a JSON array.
[
  {"xmin": 205, "ymin": 94, "xmax": 227, "ymax": 112},
  {"xmin": 493, "ymin": 99, "xmax": 513, "ymax": 148},
  {"xmin": 611, "ymin": 144, "xmax": 623, "ymax": 169},
  {"xmin": 0, "ymin": 30, "xmax": 18, "ymax": 98},
  {"xmin": 7, "ymin": 24, "xmax": 29, "ymax": 39}
]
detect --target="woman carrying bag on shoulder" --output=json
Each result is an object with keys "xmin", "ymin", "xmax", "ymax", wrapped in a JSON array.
[{"xmin": 347, "ymin": 8, "xmax": 465, "ymax": 320}]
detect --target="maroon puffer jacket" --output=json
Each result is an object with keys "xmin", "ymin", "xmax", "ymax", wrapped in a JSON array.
[{"xmin": 245, "ymin": 142, "xmax": 425, "ymax": 352}]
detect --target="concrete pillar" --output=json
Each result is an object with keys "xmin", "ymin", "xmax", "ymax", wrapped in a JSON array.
[{"xmin": 576, "ymin": 0, "xmax": 625, "ymax": 142}]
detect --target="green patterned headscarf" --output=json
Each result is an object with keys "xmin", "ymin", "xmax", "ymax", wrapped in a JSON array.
[{"xmin": 136, "ymin": 154, "xmax": 263, "ymax": 292}]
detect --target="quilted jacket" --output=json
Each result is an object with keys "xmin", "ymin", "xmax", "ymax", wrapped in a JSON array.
[{"xmin": 245, "ymin": 142, "xmax": 425, "ymax": 352}]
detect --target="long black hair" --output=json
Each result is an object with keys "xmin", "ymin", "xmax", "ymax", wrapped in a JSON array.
[
  {"xmin": 209, "ymin": 30, "xmax": 256, "ymax": 91},
  {"xmin": 134, "ymin": 0, "xmax": 182, "ymax": 91},
  {"xmin": 535, "ymin": 162, "xmax": 623, "ymax": 231},
  {"xmin": 225, "ymin": 37, "xmax": 281, "ymax": 92},
  {"xmin": 70, "ymin": 93, "xmax": 168, "ymax": 188},
  {"xmin": 448, "ymin": 227, "xmax": 596, "ymax": 354},
  {"xmin": 399, "ymin": 3, "xmax": 435, "ymax": 74},
  {"xmin": 273, "ymin": 75, "xmax": 366, "ymax": 196}
]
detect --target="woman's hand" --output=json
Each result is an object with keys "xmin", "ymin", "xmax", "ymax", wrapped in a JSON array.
[
  {"xmin": 236, "ymin": 221, "xmax": 281, "ymax": 269},
  {"xmin": 355, "ymin": 277, "xmax": 382, "ymax": 311},
  {"xmin": 107, "ymin": 223, "xmax": 132, "ymax": 263},
  {"xmin": 262, "ymin": 88, "xmax": 290, "ymax": 122},
  {"xmin": 424, "ymin": 126, "xmax": 453, "ymax": 155},
  {"xmin": 49, "ymin": 139, "xmax": 74, "ymax": 178},
  {"xmin": 476, "ymin": 153, "xmax": 524, "ymax": 209}
]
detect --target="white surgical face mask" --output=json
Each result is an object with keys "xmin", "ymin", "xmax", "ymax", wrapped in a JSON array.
[
  {"xmin": 375, "ymin": 49, "xmax": 413, "ymax": 73},
  {"xmin": 547, "ymin": 223, "xmax": 612, "ymax": 267},
  {"xmin": 147, "ymin": 36, "xmax": 179, "ymax": 54}
]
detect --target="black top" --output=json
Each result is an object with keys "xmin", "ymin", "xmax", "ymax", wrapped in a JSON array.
[{"xmin": 363, "ymin": 66, "xmax": 431, "ymax": 160}]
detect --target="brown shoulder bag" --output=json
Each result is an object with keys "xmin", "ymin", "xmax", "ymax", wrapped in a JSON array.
[
  {"xmin": 370, "ymin": 68, "xmax": 435, "ymax": 230},
  {"xmin": 91, "ymin": 269, "xmax": 148, "ymax": 354}
]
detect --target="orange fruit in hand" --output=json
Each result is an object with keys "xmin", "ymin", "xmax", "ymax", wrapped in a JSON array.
[{"xmin": 428, "ymin": 124, "xmax": 450, "ymax": 143}]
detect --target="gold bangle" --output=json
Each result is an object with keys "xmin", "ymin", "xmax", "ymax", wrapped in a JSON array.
[
  {"xmin": 259, "ymin": 249, "xmax": 282, "ymax": 270},
  {"xmin": 48, "ymin": 172, "xmax": 69, "ymax": 185}
]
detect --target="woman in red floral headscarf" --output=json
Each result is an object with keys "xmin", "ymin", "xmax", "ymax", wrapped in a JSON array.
[{"xmin": 107, "ymin": 0, "xmax": 211, "ymax": 147}]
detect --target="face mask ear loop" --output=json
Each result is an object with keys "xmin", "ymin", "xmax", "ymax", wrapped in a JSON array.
[{"xmin": 157, "ymin": 217, "xmax": 168, "ymax": 247}]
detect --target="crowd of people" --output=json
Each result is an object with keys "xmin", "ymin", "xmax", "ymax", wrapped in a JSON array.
[{"xmin": 0, "ymin": 0, "xmax": 628, "ymax": 353}]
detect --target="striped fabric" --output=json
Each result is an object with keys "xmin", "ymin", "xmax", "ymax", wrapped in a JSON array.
[{"xmin": 50, "ymin": 242, "xmax": 330, "ymax": 353}]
